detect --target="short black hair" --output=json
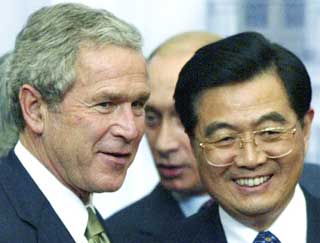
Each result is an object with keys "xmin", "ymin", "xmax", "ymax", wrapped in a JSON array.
[{"xmin": 174, "ymin": 31, "xmax": 312, "ymax": 138}]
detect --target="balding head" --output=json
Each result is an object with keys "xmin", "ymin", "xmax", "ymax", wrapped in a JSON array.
[
  {"xmin": 148, "ymin": 31, "xmax": 221, "ymax": 61},
  {"xmin": 145, "ymin": 31, "xmax": 221, "ymax": 195}
]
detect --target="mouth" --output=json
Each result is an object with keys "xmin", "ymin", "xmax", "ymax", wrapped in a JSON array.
[
  {"xmin": 99, "ymin": 151, "xmax": 131, "ymax": 166},
  {"xmin": 157, "ymin": 164, "xmax": 185, "ymax": 178},
  {"xmin": 233, "ymin": 175, "xmax": 271, "ymax": 187}
]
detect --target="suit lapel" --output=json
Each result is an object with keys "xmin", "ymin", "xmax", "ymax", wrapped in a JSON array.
[{"xmin": 0, "ymin": 151, "xmax": 75, "ymax": 243}]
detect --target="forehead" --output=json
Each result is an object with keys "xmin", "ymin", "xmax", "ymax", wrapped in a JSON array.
[
  {"xmin": 68, "ymin": 45, "xmax": 149, "ymax": 99},
  {"xmin": 196, "ymin": 71, "xmax": 295, "ymax": 127},
  {"xmin": 147, "ymin": 53, "xmax": 193, "ymax": 107}
]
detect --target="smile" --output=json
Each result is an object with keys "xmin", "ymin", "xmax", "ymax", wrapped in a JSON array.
[{"xmin": 234, "ymin": 176, "xmax": 271, "ymax": 187}]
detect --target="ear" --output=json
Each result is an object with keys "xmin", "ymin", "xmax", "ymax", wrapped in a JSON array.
[
  {"xmin": 302, "ymin": 108, "xmax": 314, "ymax": 152},
  {"xmin": 19, "ymin": 84, "xmax": 46, "ymax": 134}
]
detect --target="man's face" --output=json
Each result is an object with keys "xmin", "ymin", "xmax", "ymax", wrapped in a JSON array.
[
  {"xmin": 145, "ymin": 54, "xmax": 203, "ymax": 195},
  {"xmin": 42, "ymin": 45, "xmax": 149, "ymax": 196},
  {"xmin": 193, "ymin": 71, "xmax": 313, "ymax": 226}
]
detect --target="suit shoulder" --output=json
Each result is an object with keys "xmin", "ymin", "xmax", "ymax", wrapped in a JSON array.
[
  {"xmin": 107, "ymin": 193, "xmax": 152, "ymax": 223},
  {"xmin": 106, "ymin": 184, "xmax": 173, "ymax": 225},
  {"xmin": 162, "ymin": 204, "xmax": 224, "ymax": 243},
  {"xmin": 105, "ymin": 185, "xmax": 185, "ymax": 241}
]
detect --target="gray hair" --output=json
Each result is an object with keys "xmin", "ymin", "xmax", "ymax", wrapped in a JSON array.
[
  {"xmin": 7, "ymin": 3, "xmax": 143, "ymax": 130},
  {"xmin": 0, "ymin": 53, "xmax": 19, "ymax": 156}
]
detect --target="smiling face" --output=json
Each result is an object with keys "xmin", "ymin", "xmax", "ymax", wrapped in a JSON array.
[
  {"xmin": 40, "ymin": 45, "xmax": 149, "ymax": 198},
  {"xmin": 193, "ymin": 71, "xmax": 313, "ymax": 229},
  {"xmin": 145, "ymin": 54, "xmax": 203, "ymax": 195}
]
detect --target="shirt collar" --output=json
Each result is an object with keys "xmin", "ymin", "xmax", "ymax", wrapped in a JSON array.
[
  {"xmin": 172, "ymin": 191, "xmax": 211, "ymax": 217},
  {"xmin": 220, "ymin": 184, "xmax": 307, "ymax": 243},
  {"xmin": 15, "ymin": 141, "xmax": 89, "ymax": 243}
]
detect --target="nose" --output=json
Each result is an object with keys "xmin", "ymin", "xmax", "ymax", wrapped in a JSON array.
[
  {"xmin": 234, "ymin": 137, "xmax": 267, "ymax": 168},
  {"xmin": 155, "ymin": 119, "xmax": 180, "ymax": 158},
  {"xmin": 112, "ymin": 104, "xmax": 141, "ymax": 142}
]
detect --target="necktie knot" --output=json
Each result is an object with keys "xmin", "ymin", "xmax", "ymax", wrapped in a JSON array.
[
  {"xmin": 253, "ymin": 231, "xmax": 281, "ymax": 243},
  {"xmin": 85, "ymin": 207, "xmax": 111, "ymax": 243}
]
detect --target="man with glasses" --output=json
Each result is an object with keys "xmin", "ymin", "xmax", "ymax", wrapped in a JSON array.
[{"xmin": 164, "ymin": 32, "xmax": 320, "ymax": 243}]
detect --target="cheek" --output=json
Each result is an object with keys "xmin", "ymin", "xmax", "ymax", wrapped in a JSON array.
[
  {"xmin": 135, "ymin": 116, "xmax": 147, "ymax": 136},
  {"xmin": 145, "ymin": 129, "xmax": 158, "ymax": 147},
  {"xmin": 183, "ymin": 140, "xmax": 195, "ymax": 157},
  {"xmin": 71, "ymin": 114, "xmax": 84, "ymax": 125},
  {"xmin": 59, "ymin": 117, "xmax": 104, "ymax": 151},
  {"xmin": 281, "ymin": 137, "xmax": 305, "ymax": 173},
  {"xmin": 199, "ymin": 162, "xmax": 225, "ymax": 188},
  {"xmin": 280, "ymin": 153, "xmax": 304, "ymax": 181}
]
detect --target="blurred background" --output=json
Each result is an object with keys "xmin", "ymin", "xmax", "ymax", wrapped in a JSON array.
[{"xmin": 0, "ymin": 0, "xmax": 319, "ymax": 218}]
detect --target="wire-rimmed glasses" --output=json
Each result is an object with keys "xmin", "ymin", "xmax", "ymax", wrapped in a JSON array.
[{"xmin": 198, "ymin": 123, "xmax": 297, "ymax": 167}]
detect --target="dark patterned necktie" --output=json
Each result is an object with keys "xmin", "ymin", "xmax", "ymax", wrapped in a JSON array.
[
  {"xmin": 85, "ymin": 207, "xmax": 111, "ymax": 243},
  {"xmin": 253, "ymin": 231, "xmax": 281, "ymax": 243}
]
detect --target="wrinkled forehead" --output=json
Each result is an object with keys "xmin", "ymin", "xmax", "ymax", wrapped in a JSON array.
[
  {"xmin": 76, "ymin": 45, "xmax": 146, "ymax": 79},
  {"xmin": 63, "ymin": 45, "xmax": 149, "ymax": 101}
]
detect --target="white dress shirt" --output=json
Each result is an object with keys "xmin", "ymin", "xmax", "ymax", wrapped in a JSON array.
[
  {"xmin": 15, "ymin": 141, "xmax": 89, "ymax": 243},
  {"xmin": 220, "ymin": 184, "xmax": 307, "ymax": 243},
  {"xmin": 172, "ymin": 192, "xmax": 211, "ymax": 217}
]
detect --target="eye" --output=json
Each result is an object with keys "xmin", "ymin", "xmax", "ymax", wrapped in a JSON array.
[
  {"xmin": 257, "ymin": 128, "xmax": 283, "ymax": 141},
  {"xmin": 93, "ymin": 101, "xmax": 117, "ymax": 114},
  {"xmin": 132, "ymin": 100, "xmax": 146, "ymax": 116},
  {"xmin": 97, "ymin": 101, "xmax": 112, "ymax": 108},
  {"xmin": 132, "ymin": 100, "xmax": 144, "ymax": 109},
  {"xmin": 145, "ymin": 110, "xmax": 161, "ymax": 128},
  {"xmin": 212, "ymin": 134, "xmax": 237, "ymax": 147}
]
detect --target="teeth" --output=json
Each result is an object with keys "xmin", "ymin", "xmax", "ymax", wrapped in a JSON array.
[{"xmin": 235, "ymin": 176, "xmax": 270, "ymax": 187}]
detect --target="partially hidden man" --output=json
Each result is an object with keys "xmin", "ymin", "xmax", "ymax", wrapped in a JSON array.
[{"xmin": 105, "ymin": 32, "xmax": 221, "ymax": 242}]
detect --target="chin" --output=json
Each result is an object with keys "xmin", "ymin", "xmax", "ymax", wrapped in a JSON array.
[
  {"xmin": 95, "ymin": 176, "xmax": 126, "ymax": 193},
  {"xmin": 164, "ymin": 183, "xmax": 197, "ymax": 195},
  {"xmin": 94, "ymin": 183, "xmax": 122, "ymax": 193}
]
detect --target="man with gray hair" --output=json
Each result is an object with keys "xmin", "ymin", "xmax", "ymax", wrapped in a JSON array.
[{"xmin": 0, "ymin": 3, "xmax": 150, "ymax": 243}]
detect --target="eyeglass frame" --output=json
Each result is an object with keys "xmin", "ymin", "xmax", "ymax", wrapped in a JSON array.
[{"xmin": 198, "ymin": 122, "xmax": 298, "ymax": 167}]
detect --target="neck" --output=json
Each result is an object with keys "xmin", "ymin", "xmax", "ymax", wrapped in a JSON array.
[{"xmin": 171, "ymin": 188, "xmax": 209, "ymax": 201}]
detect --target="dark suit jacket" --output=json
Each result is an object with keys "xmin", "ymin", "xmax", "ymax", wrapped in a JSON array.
[
  {"xmin": 163, "ymin": 188, "xmax": 320, "ymax": 243},
  {"xmin": 105, "ymin": 184, "xmax": 185, "ymax": 242},
  {"xmin": 0, "ymin": 150, "xmax": 98, "ymax": 242}
]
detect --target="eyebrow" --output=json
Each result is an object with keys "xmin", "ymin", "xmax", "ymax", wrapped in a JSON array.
[{"xmin": 254, "ymin": 112, "xmax": 288, "ymax": 126}]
